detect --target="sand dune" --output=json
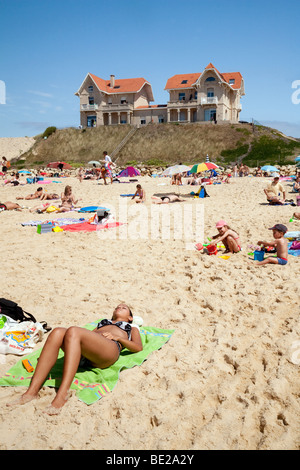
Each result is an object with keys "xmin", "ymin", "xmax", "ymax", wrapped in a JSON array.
[
  {"xmin": 0, "ymin": 174, "xmax": 299, "ymax": 450},
  {"xmin": 0, "ymin": 137, "xmax": 35, "ymax": 161}
]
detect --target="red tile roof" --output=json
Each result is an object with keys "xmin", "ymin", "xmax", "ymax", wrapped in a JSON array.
[
  {"xmin": 165, "ymin": 64, "xmax": 243, "ymax": 90},
  {"xmin": 89, "ymin": 74, "xmax": 150, "ymax": 94}
]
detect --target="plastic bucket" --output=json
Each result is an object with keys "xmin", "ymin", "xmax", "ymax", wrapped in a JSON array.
[
  {"xmin": 207, "ymin": 244, "xmax": 218, "ymax": 255},
  {"xmin": 254, "ymin": 250, "xmax": 264, "ymax": 261}
]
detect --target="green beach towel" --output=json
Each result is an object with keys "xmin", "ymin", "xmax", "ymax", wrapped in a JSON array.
[{"xmin": 0, "ymin": 320, "xmax": 174, "ymax": 405}]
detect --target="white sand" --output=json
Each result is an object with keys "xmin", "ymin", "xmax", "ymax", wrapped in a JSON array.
[
  {"xmin": 0, "ymin": 137, "xmax": 35, "ymax": 161},
  {"xmin": 0, "ymin": 174, "xmax": 299, "ymax": 450}
]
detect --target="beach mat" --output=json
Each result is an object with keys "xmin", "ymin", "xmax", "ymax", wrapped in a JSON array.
[
  {"xmin": 120, "ymin": 194, "xmax": 135, "ymax": 197},
  {"xmin": 0, "ymin": 321, "xmax": 174, "ymax": 405}
]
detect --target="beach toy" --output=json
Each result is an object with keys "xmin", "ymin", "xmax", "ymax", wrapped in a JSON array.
[
  {"xmin": 195, "ymin": 243, "xmax": 203, "ymax": 251},
  {"xmin": 218, "ymin": 255, "xmax": 230, "ymax": 260},
  {"xmin": 254, "ymin": 250, "xmax": 264, "ymax": 261},
  {"xmin": 207, "ymin": 244, "xmax": 218, "ymax": 255},
  {"xmin": 52, "ymin": 226, "xmax": 64, "ymax": 232},
  {"xmin": 22, "ymin": 359, "xmax": 34, "ymax": 373},
  {"xmin": 37, "ymin": 223, "xmax": 53, "ymax": 234}
]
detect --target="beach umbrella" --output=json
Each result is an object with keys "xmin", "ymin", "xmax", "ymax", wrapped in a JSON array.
[
  {"xmin": 190, "ymin": 162, "xmax": 219, "ymax": 173},
  {"xmin": 18, "ymin": 170, "xmax": 31, "ymax": 174},
  {"xmin": 88, "ymin": 160, "xmax": 101, "ymax": 166},
  {"xmin": 162, "ymin": 164, "xmax": 191, "ymax": 176},
  {"xmin": 260, "ymin": 165, "xmax": 279, "ymax": 172},
  {"xmin": 295, "ymin": 156, "xmax": 300, "ymax": 162},
  {"xmin": 47, "ymin": 161, "xmax": 72, "ymax": 169},
  {"xmin": 118, "ymin": 166, "xmax": 141, "ymax": 177}
]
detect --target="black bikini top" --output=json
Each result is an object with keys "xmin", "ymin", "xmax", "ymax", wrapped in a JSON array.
[{"xmin": 97, "ymin": 319, "xmax": 132, "ymax": 340}]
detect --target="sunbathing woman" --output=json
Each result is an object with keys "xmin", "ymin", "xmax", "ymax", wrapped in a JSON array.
[
  {"xmin": 39, "ymin": 191, "xmax": 60, "ymax": 201},
  {"xmin": 151, "ymin": 194, "xmax": 185, "ymax": 204},
  {"xmin": 212, "ymin": 219, "xmax": 241, "ymax": 253},
  {"xmin": 60, "ymin": 185, "xmax": 79, "ymax": 212},
  {"xmin": 7, "ymin": 304, "xmax": 143, "ymax": 414},
  {"xmin": 17, "ymin": 187, "xmax": 44, "ymax": 200}
]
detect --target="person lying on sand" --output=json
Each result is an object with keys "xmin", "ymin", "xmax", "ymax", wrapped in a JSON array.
[
  {"xmin": 7, "ymin": 303, "xmax": 142, "ymax": 415},
  {"xmin": 0, "ymin": 201, "xmax": 23, "ymax": 211},
  {"xmin": 255, "ymin": 224, "xmax": 288, "ymax": 266},
  {"xmin": 151, "ymin": 194, "xmax": 185, "ymax": 204},
  {"xmin": 17, "ymin": 187, "xmax": 44, "ymax": 200},
  {"xmin": 211, "ymin": 219, "xmax": 241, "ymax": 253},
  {"xmin": 39, "ymin": 192, "xmax": 60, "ymax": 201},
  {"xmin": 264, "ymin": 176, "xmax": 286, "ymax": 204},
  {"xmin": 132, "ymin": 184, "xmax": 146, "ymax": 203}
]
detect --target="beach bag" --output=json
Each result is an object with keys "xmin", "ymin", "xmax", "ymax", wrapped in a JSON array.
[
  {"xmin": 198, "ymin": 186, "xmax": 210, "ymax": 198},
  {"xmin": 0, "ymin": 298, "xmax": 37, "ymax": 323},
  {"xmin": 0, "ymin": 320, "xmax": 44, "ymax": 355}
]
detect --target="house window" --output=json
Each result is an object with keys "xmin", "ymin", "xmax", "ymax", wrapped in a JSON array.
[
  {"xmin": 108, "ymin": 98, "xmax": 112, "ymax": 105},
  {"xmin": 89, "ymin": 96, "xmax": 94, "ymax": 105},
  {"xmin": 207, "ymin": 88, "xmax": 214, "ymax": 98},
  {"xmin": 87, "ymin": 115, "xmax": 96, "ymax": 127},
  {"xmin": 88, "ymin": 86, "xmax": 93, "ymax": 93},
  {"xmin": 205, "ymin": 77, "xmax": 216, "ymax": 82},
  {"xmin": 194, "ymin": 91, "xmax": 198, "ymax": 100},
  {"xmin": 181, "ymin": 80, "xmax": 188, "ymax": 84},
  {"xmin": 229, "ymin": 79, "xmax": 235, "ymax": 85},
  {"xmin": 121, "ymin": 97, "xmax": 127, "ymax": 104},
  {"xmin": 204, "ymin": 109, "xmax": 216, "ymax": 122},
  {"xmin": 141, "ymin": 119, "xmax": 146, "ymax": 125},
  {"xmin": 179, "ymin": 92, "xmax": 185, "ymax": 101},
  {"xmin": 158, "ymin": 116, "xmax": 164, "ymax": 123}
]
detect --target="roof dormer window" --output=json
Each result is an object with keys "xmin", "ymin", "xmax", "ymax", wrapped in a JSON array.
[
  {"xmin": 181, "ymin": 80, "xmax": 188, "ymax": 84},
  {"xmin": 205, "ymin": 77, "xmax": 216, "ymax": 82},
  {"xmin": 229, "ymin": 79, "xmax": 235, "ymax": 85},
  {"xmin": 114, "ymin": 85, "xmax": 120, "ymax": 89},
  {"xmin": 88, "ymin": 86, "xmax": 93, "ymax": 93}
]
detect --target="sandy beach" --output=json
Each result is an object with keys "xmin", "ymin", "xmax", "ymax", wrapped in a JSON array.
[{"xmin": 0, "ymin": 172, "xmax": 299, "ymax": 450}]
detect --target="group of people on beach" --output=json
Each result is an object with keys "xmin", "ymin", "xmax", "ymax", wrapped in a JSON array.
[{"xmin": 78, "ymin": 151, "xmax": 115, "ymax": 185}]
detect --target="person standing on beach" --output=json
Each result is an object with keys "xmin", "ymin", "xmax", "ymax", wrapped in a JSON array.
[
  {"xmin": 1, "ymin": 157, "xmax": 8, "ymax": 177},
  {"xmin": 102, "ymin": 151, "xmax": 114, "ymax": 184}
]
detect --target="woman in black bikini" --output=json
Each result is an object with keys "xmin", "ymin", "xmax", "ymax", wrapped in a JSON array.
[
  {"xmin": 151, "ymin": 194, "xmax": 185, "ymax": 204},
  {"xmin": 7, "ymin": 304, "xmax": 142, "ymax": 414}
]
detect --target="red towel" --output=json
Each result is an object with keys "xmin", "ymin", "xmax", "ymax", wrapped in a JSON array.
[{"xmin": 61, "ymin": 222, "xmax": 123, "ymax": 232}]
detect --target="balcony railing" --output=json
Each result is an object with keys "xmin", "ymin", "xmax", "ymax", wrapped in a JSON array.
[
  {"xmin": 200, "ymin": 97, "xmax": 218, "ymax": 105},
  {"xmin": 80, "ymin": 104, "xmax": 99, "ymax": 111},
  {"xmin": 101, "ymin": 102, "xmax": 134, "ymax": 112},
  {"xmin": 167, "ymin": 99, "xmax": 197, "ymax": 107}
]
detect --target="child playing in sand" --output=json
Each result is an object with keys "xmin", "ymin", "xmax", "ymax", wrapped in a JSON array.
[
  {"xmin": 132, "ymin": 184, "xmax": 146, "ymax": 203},
  {"xmin": 7, "ymin": 304, "xmax": 142, "ymax": 414},
  {"xmin": 256, "ymin": 224, "xmax": 288, "ymax": 266},
  {"xmin": 211, "ymin": 220, "xmax": 241, "ymax": 253}
]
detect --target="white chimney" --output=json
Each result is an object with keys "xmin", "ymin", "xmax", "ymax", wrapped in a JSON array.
[{"xmin": 110, "ymin": 75, "xmax": 115, "ymax": 88}]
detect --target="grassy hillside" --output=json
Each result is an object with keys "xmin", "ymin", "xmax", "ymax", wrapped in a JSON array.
[{"xmin": 15, "ymin": 122, "xmax": 300, "ymax": 169}]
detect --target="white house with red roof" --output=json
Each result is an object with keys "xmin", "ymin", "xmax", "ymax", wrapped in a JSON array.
[
  {"xmin": 75, "ymin": 63, "xmax": 244, "ymax": 127},
  {"xmin": 165, "ymin": 63, "xmax": 245, "ymax": 124}
]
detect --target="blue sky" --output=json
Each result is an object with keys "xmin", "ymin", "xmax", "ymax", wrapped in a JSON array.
[{"xmin": 0, "ymin": 0, "xmax": 299, "ymax": 138}]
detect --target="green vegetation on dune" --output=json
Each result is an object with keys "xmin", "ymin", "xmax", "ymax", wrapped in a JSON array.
[{"xmin": 13, "ymin": 123, "xmax": 300, "ymax": 169}]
